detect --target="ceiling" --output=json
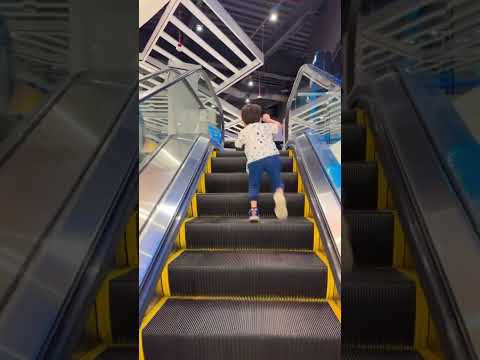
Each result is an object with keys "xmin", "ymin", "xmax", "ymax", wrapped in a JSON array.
[
  {"xmin": 140, "ymin": 0, "xmax": 331, "ymax": 113},
  {"xmin": 216, "ymin": 0, "xmax": 327, "ymax": 111}
]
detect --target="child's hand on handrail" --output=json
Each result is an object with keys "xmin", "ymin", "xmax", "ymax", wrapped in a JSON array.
[{"xmin": 262, "ymin": 113, "xmax": 282, "ymax": 128}]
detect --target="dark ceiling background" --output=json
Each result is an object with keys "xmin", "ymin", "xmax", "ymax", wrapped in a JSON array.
[{"xmin": 140, "ymin": 0, "xmax": 341, "ymax": 114}]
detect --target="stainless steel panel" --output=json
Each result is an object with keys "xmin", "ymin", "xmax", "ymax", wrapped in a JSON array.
[
  {"xmin": 295, "ymin": 135, "xmax": 341, "ymax": 259},
  {"xmin": 0, "ymin": 77, "xmax": 136, "ymax": 359},
  {"xmin": 0, "ymin": 76, "xmax": 132, "ymax": 306},
  {"xmin": 139, "ymin": 135, "xmax": 211, "ymax": 286},
  {"xmin": 376, "ymin": 75, "xmax": 480, "ymax": 356},
  {"xmin": 139, "ymin": 135, "xmax": 198, "ymax": 231}
]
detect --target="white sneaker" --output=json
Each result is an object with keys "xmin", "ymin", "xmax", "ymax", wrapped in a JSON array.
[
  {"xmin": 249, "ymin": 208, "xmax": 260, "ymax": 223},
  {"xmin": 273, "ymin": 191, "xmax": 288, "ymax": 220}
]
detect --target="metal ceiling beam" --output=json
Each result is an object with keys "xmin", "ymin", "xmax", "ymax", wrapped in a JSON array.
[
  {"xmin": 264, "ymin": 0, "xmax": 324, "ymax": 59},
  {"xmin": 254, "ymin": 71, "xmax": 295, "ymax": 82},
  {"xmin": 139, "ymin": 0, "xmax": 170, "ymax": 28},
  {"xmin": 222, "ymin": 86, "xmax": 287, "ymax": 102}
]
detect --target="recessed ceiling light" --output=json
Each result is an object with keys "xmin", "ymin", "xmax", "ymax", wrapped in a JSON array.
[
  {"xmin": 196, "ymin": 24, "xmax": 203, "ymax": 32},
  {"xmin": 269, "ymin": 12, "xmax": 278, "ymax": 23},
  {"xmin": 248, "ymin": 80, "xmax": 254, "ymax": 87}
]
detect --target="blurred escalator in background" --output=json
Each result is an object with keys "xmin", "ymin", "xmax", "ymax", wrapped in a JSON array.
[
  {"xmin": 342, "ymin": 1, "xmax": 480, "ymax": 359},
  {"xmin": 0, "ymin": 1, "xmax": 139, "ymax": 359}
]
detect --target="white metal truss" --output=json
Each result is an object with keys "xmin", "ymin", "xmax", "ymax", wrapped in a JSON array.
[
  {"xmin": 285, "ymin": 64, "xmax": 341, "ymax": 143},
  {"xmin": 356, "ymin": 0, "xmax": 480, "ymax": 78},
  {"xmin": 139, "ymin": 0, "xmax": 264, "ymax": 95},
  {"xmin": 1, "ymin": 0, "xmax": 70, "ymax": 89}
]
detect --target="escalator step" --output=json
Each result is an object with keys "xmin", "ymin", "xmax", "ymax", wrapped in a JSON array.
[
  {"xmin": 216, "ymin": 150, "xmax": 290, "ymax": 157},
  {"xmin": 342, "ymin": 123, "xmax": 366, "ymax": 162},
  {"xmin": 342, "ymin": 162, "xmax": 378, "ymax": 210},
  {"xmin": 197, "ymin": 193, "xmax": 305, "ymax": 217},
  {"xmin": 343, "ymin": 269, "xmax": 416, "ymax": 348},
  {"xmin": 109, "ymin": 269, "xmax": 137, "ymax": 343},
  {"xmin": 206, "ymin": 173, "xmax": 298, "ymax": 193},
  {"xmin": 142, "ymin": 299, "xmax": 340, "ymax": 360},
  {"xmin": 211, "ymin": 157, "xmax": 293, "ymax": 173},
  {"xmin": 185, "ymin": 217, "xmax": 313, "ymax": 250},
  {"xmin": 342, "ymin": 349, "xmax": 423, "ymax": 359},
  {"xmin": 344, "ymin": 211, "xmax": 394, "ymax": 267},
  {"xmin": 223, "ymin": 141, "xmax": 236, "ymax": 149},
  {"xmin": 342, "ymin": 110, "xmax": 358, "ymax": 124},
  {"xmin": 86, "ymin": 346, "xmax": 138, "ymax": 360},
  {"xmin": 168, "ymin": 250, "xmax": 327, "ymax": 298}
]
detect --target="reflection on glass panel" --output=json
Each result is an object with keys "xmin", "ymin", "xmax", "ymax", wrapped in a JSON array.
[
  {"xmin": 287, "ymin": 66, "xmax": 341, "ymax": 144},
  {"xmin": 139, "ymin": 67, "xmax": 224, "ymax": 165},
  {"xmin": 0, "ymin": 5, "xmax": 70, "ymax": 146}
]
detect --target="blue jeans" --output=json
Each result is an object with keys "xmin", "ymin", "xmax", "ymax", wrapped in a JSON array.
[{"xmin": 248, "ymin": 155, "xmax": 284, "ymax": 201}]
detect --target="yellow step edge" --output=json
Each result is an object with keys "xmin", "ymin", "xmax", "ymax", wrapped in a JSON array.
[
  {"xmin": 161, "ymin": 295, "xmax": 328, "ymax": 303},
  {"xmin": 182, "ymin": 248, "xmax": 315, "ymax": 253},
  {"xmin": 126, "ymin": 210, "xmax": 139, "ymax": 266},
  {"xmin": 357, "ymin": 108, "xmax": 439, "ymax": 357},
  {"xmin": 419, "ymin": 348, "xmax": 443, "ymax": 360},
  {"xmin": 305, "ymin": 217, "xmax": 321, "ymax": 251},
  {"xmin": 140, "ymin": 297, "xmax": 169, "ymax": 360},
  {"xmin": 328, "ymin": 299, "xmax": 341, "ymax": 322},
  {"xmin": 314, "ymin": 250, "xmax": 335, "ymax": 301},
  {"xmin": 85, "ymin": 303, "xmax": 99, "ymax": 341},
  {"xmin": 96, "ymin": 267, "xmax": 137, "ymax": 343},
  {"xmin": 114, "ymin": 232, "xmax": 128, "ymax": 268},
  {"xmin": 188, "ymin": 193, "xmax": 198, "ymax": 217},
  {"xmin": 304, "ymin": 194, "xmax": 311, "ymax": 218},
  {"xmin": 399, "ymin": 269, "xmax": 430, "ymax": 352},
  {"xmin": 77, "ymin": 344, "xmax": 109, "ymax": 360},
  {"xmin": 178, "ymin": 217, "xmax": 196, "ymax": 249},
  {"xmin": 160, "ymin": 250, "xmax": 186, "ymax": 296}
]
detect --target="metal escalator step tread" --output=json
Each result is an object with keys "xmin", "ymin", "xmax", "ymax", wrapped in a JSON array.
[
  {"xmin": 169, "ymin": 250, "xmax": 327, "ymax": 297},
  {"xmin": 342, "ymin": 349, "xmax": 423, "ymax": 359},
  {"xmin": 342, "ymin": 123, "xmax": 366, "ymax": 162},
  {"xmin": 185, "ymin": 217, "xmax": 313, "ymax": 250},
  {"xmin": 197, "ymin": 193, "xmax": 305, "ymax": 217},
  {"xmin": 223, "ymin": 141, "xmax": 237, "ymax": 149},
  {"xmin": 109, "ymin": 269, "xmax": 138, "ymax": 343},
  {"xmin": 142, "ymin": 299, "xmax": 340, "ymax": 360},
  {"xmin": 211, "ymin": 157, "xmax": 293, "ymax": 173},
  {"xmin": 216, "ymin": 150, "xmax": 290, "ymax": 157},
  {"xmin": 342, "ymin": 162, "xmax": 378, "ymax": 210},
  {"xmin": 342, "ymin": 110, "xmax": 358, "ymax": 124},
  {"xmin": 206, "ymin": 173, "xmax": 298, "ymax": 193},
  {"xmin": 344, "ymin": 210, "xmax": 394, "ymax": 267},
  {"xmin": 342, "ymin": 269, "xmax": 416, "ymax": 348},
  {"xmin": 92, "ymin": 346, "xmax": 138, "ymax": 360}
]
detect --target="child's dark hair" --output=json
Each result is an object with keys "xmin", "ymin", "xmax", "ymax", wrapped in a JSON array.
[{"xmin": 241, "ymin": 104, "xmax": 262, "ymax": 125}]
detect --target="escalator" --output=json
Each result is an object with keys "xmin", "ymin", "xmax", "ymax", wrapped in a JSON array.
[
  {"xmin": 342, "ymin": 110, "xmax": 441, "ymax": 359},
  {"xmin": 140, "ymin": 148, "xmax": 341, "ymax": 359},
  {"xmin": 72, "ymin": 212, "xmax": 138, "ymax": 360},
  {"xmin": 0, "ymin": 72, "xmax": 139, "ymax": 359}
]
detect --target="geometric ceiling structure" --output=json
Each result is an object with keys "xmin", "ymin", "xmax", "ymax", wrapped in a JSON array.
[
  {"xmin": 0, "ymin": 0, "xmax": 70, "ymax": 90},
  {"xmin": 139, "ymin": 0, "xmax": 264, "ymax": 95},
  {"xmin": 285, "ymin": 64, "xmax": 341, "ymax": 143},
  {"xmin": 356, "ymin": 0, "xmax": 480, "ymax": 80}
]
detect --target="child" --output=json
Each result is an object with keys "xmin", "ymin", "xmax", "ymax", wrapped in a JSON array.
[{"xmin": 235, "ymin": 104, "xmax": 288, "ymax": 222}]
